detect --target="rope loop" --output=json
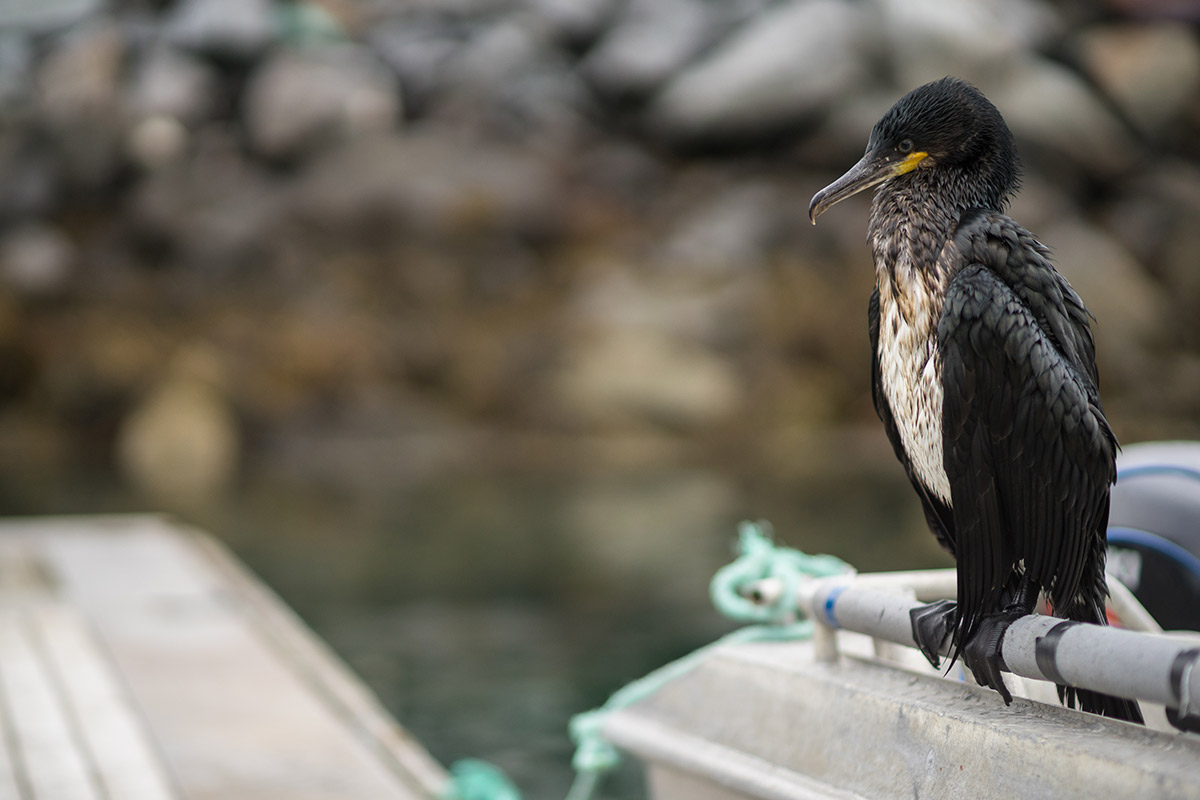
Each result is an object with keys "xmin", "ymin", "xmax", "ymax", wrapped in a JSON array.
[
  {"xmin": 569, "ymin": 710, "xmax": 621, "ymax": 774},
  {"xmin": 710, "ymin": 521, "xmax": 852, "ymax": 624}
]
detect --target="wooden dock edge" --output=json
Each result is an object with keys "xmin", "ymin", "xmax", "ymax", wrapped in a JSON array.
[{"xmin": 0, "ymin": 513, "xmax": 449, "ymax": 800}]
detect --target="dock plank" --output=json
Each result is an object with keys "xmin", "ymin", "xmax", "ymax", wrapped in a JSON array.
[
  {"xmin": 35, "ymin": 605, "xmax": 176, "ymax": 800},
  {"xmin": 0, "ymin": 610, "xmax": 97, "ymax": 800},
  {"xmin": 0, "ymin": 701, "xmax": 20, "ymax": 800},
  {"xmin": 0, "ymin": 516, "xmax": 445, "ymax": 800}
]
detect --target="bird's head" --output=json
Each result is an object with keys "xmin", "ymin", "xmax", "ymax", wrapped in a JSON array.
[{"xmin": 808, "ymin": 76, "xmax": 1019, "ymax": 223}]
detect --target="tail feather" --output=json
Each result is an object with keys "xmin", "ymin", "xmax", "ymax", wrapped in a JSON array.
[
  {"xmin": 1055, "ymin": 570, "xmax": 1144, "ymax": 724},
  {"xmin": 1059, "ymin": 685, "xmax": 1143, "ymax": 724}
]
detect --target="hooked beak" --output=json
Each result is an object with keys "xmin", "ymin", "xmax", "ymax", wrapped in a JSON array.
[{"xmin": 808, "ymin": 150, "xmax": 928, "ymax": 224}]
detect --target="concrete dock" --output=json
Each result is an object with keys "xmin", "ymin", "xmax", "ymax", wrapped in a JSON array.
[{"xmin": 0, "ymin": 515, "xmax": 446, "ymax": 800}]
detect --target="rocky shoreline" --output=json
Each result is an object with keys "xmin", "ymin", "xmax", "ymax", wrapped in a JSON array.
[{"xmin": 1, "ymin": 0, "xmax": 1198, "ymax": 504}]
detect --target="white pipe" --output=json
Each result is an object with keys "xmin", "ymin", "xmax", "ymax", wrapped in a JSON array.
[{"xmin": 805, "ymin": 582, "xmax": 1200, "ymax": 723}]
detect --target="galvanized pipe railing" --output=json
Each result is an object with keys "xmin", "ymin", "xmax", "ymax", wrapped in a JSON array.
[{"xmin": 790, "ymin": 578, "xmax": 1200, "ymax": 729}]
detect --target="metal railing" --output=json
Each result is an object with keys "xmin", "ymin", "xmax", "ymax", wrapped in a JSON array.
[{"xmin": 780, "ymin": 573, "xmax": 1200, "ymax": 730}]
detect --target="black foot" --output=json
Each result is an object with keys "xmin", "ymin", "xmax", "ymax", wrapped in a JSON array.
[
  {"xmin": 909, "ymin": 600, "xmax": 956, "ymax": 669},
  {"xmin": 961, "ymin": 610, "xmax": 1023, "ymax": 705}
]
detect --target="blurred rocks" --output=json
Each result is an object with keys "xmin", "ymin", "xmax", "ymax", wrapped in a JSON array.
[
  {"xmin": 128, "ymin": 45, "xmax": 219, "ymax": 126},
  {"xmin": 291, "ymin": 133, "xmax": 559, "ymax": 238},
  {"xmin": 569, "ymin": 265, "xmax": 758, "ymax": 352},
  {"xmin": 580, "ymin": 0, "xmax": 722, "ymax": 101},
  {"xmin": 0, "ymin": 0, "xmax": 1199, "ymax": 476},
  {"xmin": 162, "ymin": 0, "xmax": 276, "ymax": 60},
  {"xmin": 992, "ymin": 58, "xmax": 1137, "ymax": 179},
  {"xmin": 876, "ymin": 0, "xmax": 1061, "ymax": 89},
  {"xmin": 0, "ymin": 294, "xmax": 36, "ymax": 409},
  {"xmin": 244, "ymin": 46, "xmax": 401, "ymax": 161},
  {"xmin": 0, "ymin": 143, "xmax": 58, "ymax": 221},
  {"xmin": 127, "ymin": 115, "xmax": 190, "ymax": 171},
  {"xmin": 647, "ymin": 0, "xmax": 874, "ymax": 144},
  {"xmin": 431, "ymin": 17, "xmax": 595, "ymax": 145},
  {"xmin": 35, "ymin": 21, "xmax": 125, "ymax": 186},
  {"xmin": 1039, "ymin": 218, "xmax": 1168, "ymax": 381},
  {"xmin": 0, "ymin": 0, "xmax": 103, "ymax": 35},
  {"xmin": 0, "ymin": 223, "xmax": 75, "ymax": 297},
  {"xmin": 117, "ymin": 344, "xmax": 240, "ymax": 509},
  {"xmin": 553, "ymin": 328, "xmax": 742, "ymax": 431},
  {"xmin": 0, "ymin": 33, "xmax": 33, "ymax": 111},
  {"xmin": 1073, "ymin": 22, "xmax": 1200, "ymax": 139},
  {"xmin": 655, "ymin": 180, "xmax": 787, "ymax": 276},
  {"xmin": 528, "ymin": 0, "xmax": 618, "ymax": 48},
  {"xmin": 128, "ymin": 135, "xmax": 283, "ymax": 271},
  {"xmin": 366, "ymin": 19, "xmax": 466, "ymax": 115},
  {"xmin": 1100, "ymin": 162, "xmax": 1200, "ymax": 348}
]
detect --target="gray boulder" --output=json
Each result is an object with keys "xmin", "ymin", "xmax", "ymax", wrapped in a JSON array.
[
  {"xmin": 1101, "ymin": 163, "xmax": 1200, "ymax": 332},
  {"xmin": 1074, "ymin": 22, "xmax": 1200, "ymax": 138},
  {"xmin": 291, "ymin": 133, "xmax": 560, "ymax": 238},
  {"xmin": 526, "ymin": 0, "xmax": 619, "ymax": 47},
  {"xmin": 128, "ymin": 137, "xmax": 283, "ymax": 271},
  {"xmin": 127, "ymin": 45, "xmax": 219, "ymax": 125},
  {"xmin": 430, "ymin": 17, "xmax": 596, "ymax": 142},
  {"xmin": 367, "ymin": 19, "xmax": 466, "ymax": 114},
  {"xmin": 0, "ymin": 223, "xmax": 75, "ymax": 297},
  {"xmin": 580, "ymin": 0, "xmax": 723, "ymax": 100},
  {"xmin": 243, "ymin": 45, "xmax": 401, "ymax": 161},
  {"xmin": 163, "ymin": 0, "xmax": 276, "ymax": 59},
  {"xmin": 35, "ymin": 21, "xmax": 126, "ymax": 185},
  {"xmin": 1040, "ymin": 217, "xmax": 1167, "ymax": 381},
  {"xmin": 0, "ymin": 0, "xmax": 103, "ymax": 35},
  {"xmin": 876, "ymin": 0, "xmax": 1062, "ymax": 89},
  {"xmin": 990, "ymin": 58, "xmax": 1137, "ymax": 179},
  {"xmin": 646, "ymin": 0, "xmax": 875, "ymax": 143}
]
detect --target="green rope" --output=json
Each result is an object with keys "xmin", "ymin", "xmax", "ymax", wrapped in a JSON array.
[
  {"xmin": 711, "ymin": 520, "xmax": 852, "ymax": 625},
  {"xmin": 442, "ymin": 759, "xmax": 522, "ymax": 800},
  {"xmin": 443, "ymin": 520, "xmax": 852, "ymax": 800}
]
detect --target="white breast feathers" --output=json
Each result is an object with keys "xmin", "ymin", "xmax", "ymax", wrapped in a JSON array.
[{"xmin": 877, "ymin": 272, "xmax": 953, "ymax": 506}]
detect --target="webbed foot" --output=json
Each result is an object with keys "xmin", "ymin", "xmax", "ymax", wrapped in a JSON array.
[
  {"xmin": 960, "ymin": 610, "xmax": 1023, "ymax": 705},
  {"xmin": 909, "ymin": 599, "xmax": 956, "ymax": 668}
]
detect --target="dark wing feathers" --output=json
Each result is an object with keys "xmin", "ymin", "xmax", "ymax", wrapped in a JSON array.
[
  {"xmin": 941, "ymin": 212, "xmax": 1116, "ymax": 651},
  {"xmin": 869, "ymin": 287, "xmax": 957, "ymax": 556},
  {"xmin": 955, "ymin": 209, "xmax": 1101, "ymax": 392}
]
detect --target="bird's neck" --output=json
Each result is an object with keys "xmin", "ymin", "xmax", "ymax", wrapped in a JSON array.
[
  {"xmin": 868, "ymin": 191, "xmax": 953, "ymax": 332},
  {"xmin": 868, "ymin": 167, "xmax": 999, "ymax": 323}
]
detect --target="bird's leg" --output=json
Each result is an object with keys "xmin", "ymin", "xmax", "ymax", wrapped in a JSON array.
[
  {"xmin": 909, "ymin": 599, "xmax": 957, "ymax": 669},
  {"xmin": 1002, "ymin": 572, "xmax": 1040, "ymax": 616},
  {"xmin": 961, "ymin": 574, "xmax": 1039, "ymax": 705}
]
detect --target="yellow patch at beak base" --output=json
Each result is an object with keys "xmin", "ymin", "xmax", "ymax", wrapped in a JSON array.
[{"xmin": 892, "ymin": 151, "xmax": 928, "ymax": 176}]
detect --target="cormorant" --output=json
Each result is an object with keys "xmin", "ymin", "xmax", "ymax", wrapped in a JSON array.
[{"xmin": 808, "ymin": 76, "xmax": 1142, "ymax": 723}]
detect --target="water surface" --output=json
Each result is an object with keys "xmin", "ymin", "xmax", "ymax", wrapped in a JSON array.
[{"xmin": 0, "ymin": 443, "xmax": 950, "ymax": 799}]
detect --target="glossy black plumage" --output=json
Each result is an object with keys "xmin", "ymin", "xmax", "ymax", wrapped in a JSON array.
[{"xmin": 811, "ymin": 77, "xmax": 1141, "ymax": 722}]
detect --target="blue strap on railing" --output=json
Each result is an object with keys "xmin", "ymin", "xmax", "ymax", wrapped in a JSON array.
[{"xmin": 442, "ymin": 521, "xmax": 851, "ymax": 800}]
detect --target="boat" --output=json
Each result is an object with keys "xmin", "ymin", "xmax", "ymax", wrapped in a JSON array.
[{"xmin": 578, "ymin": 442, "xmax": 1200, "ymax": 800}]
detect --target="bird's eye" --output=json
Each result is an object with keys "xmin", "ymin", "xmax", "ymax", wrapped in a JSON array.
[{"xmin": 898, "ymin": 139, "xmax": 914, "ymax": 154}]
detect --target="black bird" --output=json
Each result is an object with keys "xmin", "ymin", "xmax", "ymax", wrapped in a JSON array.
[{"xmin": 808, "ymin": 76, "xmax": 1142, "ymax": 722}]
